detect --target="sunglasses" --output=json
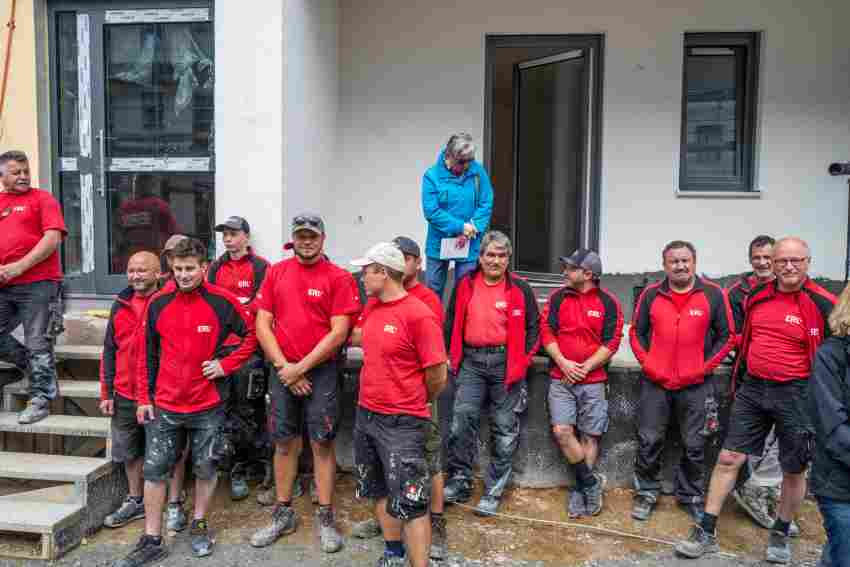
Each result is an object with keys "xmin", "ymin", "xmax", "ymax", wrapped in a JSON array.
[{"xmin": 293, "ymin": 216, "xmax": 322, "ymax": 228}]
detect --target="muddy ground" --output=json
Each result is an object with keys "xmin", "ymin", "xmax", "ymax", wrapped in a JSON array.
[{"xmin": 0, "ymin": 474, "xmax": 829, "ymax": 566}]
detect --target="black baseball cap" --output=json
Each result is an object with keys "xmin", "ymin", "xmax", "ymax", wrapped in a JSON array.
[
  {"xmin": 215, "ymin": 216, "xmax": 250, "ymax": 233},
  {"xmin": 560, "ymin": 248, "xmax": 603, "ymax": 277},
  {"xmin": 392, "ymin": 236, "xmax": 421, "ymax": 258}
]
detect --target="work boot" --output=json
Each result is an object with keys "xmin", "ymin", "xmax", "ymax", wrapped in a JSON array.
[
  {"xmin": 766, "ymin": 530, "xmax": 792, "ymax": 564},
  {"xmin": 631, "ymin": 494, "xmax": 655, "ymax": 521},
  {"xmin": 583, "ymin": 473, "xmax": 605, "ymax": 516},
  {"xmin": 250, "ymin": 504, "xmax": 298, "ymax": 547},
  {"xmin": 375, "ymin": 554, "xmax": 409, "ymax": 567},
  {"xmin": 166, "ymin": 502, "xmax": 188, "ymax": 533},
  {"xmin": 674, "ymin": 525, "xmax": 719, "ymax": 558},
  {"xmin": 430, "ymin": 514, "xmax": 448, "ymax": 560},
  {"xmin": 18, "ymin": 397, "xmax": 49, "ymax": 425},
  {"xmin": 732, "ymin": 485, "xmax": 774, "ymax": 529},
  {"xmin": 190, "ymin": 519, "xmax": 214, "ymax": 557},
  {"xmin": 567, "ymin": 488, "xmax": 587, "ymax": 518},
  {"xmin": 316, "ymin": 506, "xmax": 343, "ymax": 553},
  {"xmin": 473, "ymin": 495, "xmax": 500, "ymax": 517},
  {"xmin": 351, "ymin": 518, "xmax": 382, "ymax": 539},
  {"xmin": 230, "ymin": 464, "xmax": 250, "ymax": 501},
  {"xmin": 443, "ymin": 478, "xmax": 471, "ymax": 504},
  {"xmin": 112, "ymin": 534, "xmax": 167, "ymax": 567},
  {"xmin": 104, "ymin": 496, "xmax": 145, "ymax": 528}
]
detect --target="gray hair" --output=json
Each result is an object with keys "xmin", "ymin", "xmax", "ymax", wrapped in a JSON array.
[
  {"xmin": 480, "ymin": 230, "xmax": 513, "ymax": 257},
  {"xmin": 0, "ymin": 150, "xmax": 29, "ymax": 166},
  {"xmin": 446, "ymin": 132, "xmax": 476, "ymax": 160}
]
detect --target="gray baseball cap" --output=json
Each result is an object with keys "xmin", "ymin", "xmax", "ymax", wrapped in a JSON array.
[
  {"xmin": 215, "ymin": 215, "xmax": 250, "ymax": 233},
  {"xmin": 291, "ymin": 212, "xmax": 325, "ymax": 235},
  {"xmin": 560, "ymin": 248, "xmax": 603, "ymax": 277},
  {"xmin": 392, "ymin": 236, "xmax": 421, "ymax": 258}
]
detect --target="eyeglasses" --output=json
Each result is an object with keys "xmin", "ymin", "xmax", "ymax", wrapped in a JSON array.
[{"xmin": 774, "ymin": 257, "xmax": 809, "ymax": 268}]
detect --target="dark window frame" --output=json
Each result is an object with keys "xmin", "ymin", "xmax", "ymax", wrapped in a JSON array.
[{"xmin": 679, "ymin": 32, "xmax": 761, "ymax": 193}]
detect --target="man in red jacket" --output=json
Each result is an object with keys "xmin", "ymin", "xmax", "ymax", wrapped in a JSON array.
[
  {"xmin": 112, "ymin": 238, "xmax": 257, "ymax": 567},
  {"xmin": 207, "ymin": 215, "xmax": 270, "ymax": 501},
  {"xmin": 541, "ymin": 249, "xmax": 623, "ymax": 518},
  {"xmin": 676, "ymin": 237, "xmax": 836, "ymax": 564},
  {"xmin": 99, "ymin": 251, "xmax": 161, "ymax": 529},
  {"xmin": 443, "ymin": 230, "xmax": 540, "ymax": 516},
  {"xmin": 630, "ymin": 240, "xmax": 734, "ymax": 523}
]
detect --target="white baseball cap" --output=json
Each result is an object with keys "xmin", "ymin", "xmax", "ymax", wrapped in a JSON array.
[{"xmin": 351, "ymin": 242, "xmax": 406, "ymax": 272}]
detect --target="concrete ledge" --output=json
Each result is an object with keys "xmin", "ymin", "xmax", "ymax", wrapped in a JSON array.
[{"xmin": 0, "ymin": 412, "xmax": 109, "ymax": 439}]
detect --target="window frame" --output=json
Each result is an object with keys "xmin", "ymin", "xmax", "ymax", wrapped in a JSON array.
[{"xmin": 678, "ymin": 32, "xmax": 761, "ymax": 194}]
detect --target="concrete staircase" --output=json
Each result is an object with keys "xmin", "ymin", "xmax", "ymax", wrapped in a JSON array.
[{"xmin": 0, "ymin": 343, "xmax": 126, "ymax": 560}]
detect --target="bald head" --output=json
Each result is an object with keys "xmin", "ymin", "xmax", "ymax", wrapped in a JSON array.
[
  {"xmin": 127, "ymin": 251, "xmax": 161, "ymax": 295},
  {"xmin": 773, "ymin": 237, "xmax": 811, "ymax": 292}
]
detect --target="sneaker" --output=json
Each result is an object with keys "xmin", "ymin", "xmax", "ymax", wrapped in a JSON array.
[
  {"xmin": 166, "ymin": 502, "xmax": 188, "ymax": 533},
  {"xmin": 674, "ymin": 525, "xmax": 719, "ymax": 558},
  {"xmin": 473, "ymin": 495, "xmax": 500, "ymax": 517},
  {"xmin": 567, "ymin": 488, "xmax": 587, "ymax": 518},
  {"xmin": 583, "ymin": 473, "xmax": 605, "ymax": 516},
  {"xmin": 250, "ymin": 504, "xmax": 298, "ymax": 547},
  {"xmin": 18, "ymin": 398, "xmax": 49, "ymax": 425},
  {"xmin": 257, "ymin": 486, "xmax": 276, "ymax": 506},
  {"xmin": 443, "ymin": 478, "xmax": 471, "ymax": 504},
  {"xmin": 732, "ymin": 485, "xmax": 775, "ymax": 529},
  {"xmin": 190, "ymin": 519, "xmax": 214, "ymax": 557},
  {"xmin": 112, "ymin": 534, "xmax": 167, "ymax": 567},
  {"xmin": 376, "ymin": 554, "xmax": 409, "ymax": 567},
  {"xmin": 678, "ymin": 501, "xmax": 705, "ymax": 524},
  {"xmin": 351, "ymin": 517, "xmax": 382, "ymax": 539},
  {"xmin": 104, "ymin": 497, "xmax": 145, "ymax": 528},
  {"xmin": 631, "ymin": 494, "xmax": 655, "ymax": 521},
  {"xmin": 430, "ymin": 514, "xmax": 448, "ymax": 560},
  {"xmin": 789, "ymin": 520, "xmax": 800, "ymax": 538},
  {"xmin": 316, "ymin": 507, "xmax": 343, "ymax": 553},
  {"xmin": 231, "ymin": 464, "xmax": 250, "ymax": 501},
  {"xmin": 766, "ymin": 529, "xmax": 792, "ymax": 564}
]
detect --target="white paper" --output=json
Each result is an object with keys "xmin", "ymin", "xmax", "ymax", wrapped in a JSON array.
[{"xmin": 440, "ymin": 237, "xmax": 470, "ymax": 260}]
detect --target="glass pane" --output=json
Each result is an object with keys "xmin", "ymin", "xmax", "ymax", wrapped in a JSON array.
[
  {"xmin": 105, "ymin": 22, "xmax": 214, "ymax": 158},
  {"xmin": 107, "ymin": 173, "xmax": 214, "ymax": 274},
  {"xmin": 56, "ymin": 12, "xmax": 79, "ymax": 156},
  {"xmin": 684, "ymin": 49, "xmax": 740, "ymax": 178},
  {"xmin": 59, "ymin": 173, "xmax": 83, "ymax": 275},
  {"xmin": 515, "ymin": 57, "xmax": 586, "ymax": 274}
]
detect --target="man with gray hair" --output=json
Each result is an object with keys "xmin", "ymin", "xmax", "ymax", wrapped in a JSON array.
[
  {"xmin": 443, "ymin": 231, "xmax": 540, "ymax": 516},
  {"xmin": 421, "ymin": 133, "xmax": 494, "ymax": 301}
]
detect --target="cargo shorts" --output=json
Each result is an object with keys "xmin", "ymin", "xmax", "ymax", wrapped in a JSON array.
[{"xmin": 548, "ymin": 380, "xmax": 609, "ymax": 436}]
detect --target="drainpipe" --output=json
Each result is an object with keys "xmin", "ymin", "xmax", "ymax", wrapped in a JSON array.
[{"xmin": 0, "ymin": 0, "xmax": 17, "ymax": 124}]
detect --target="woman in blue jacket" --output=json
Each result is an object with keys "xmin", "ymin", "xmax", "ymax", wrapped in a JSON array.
[{"xmin": 421, "ymin": 133, "xmax": 494, "ymax": 301}]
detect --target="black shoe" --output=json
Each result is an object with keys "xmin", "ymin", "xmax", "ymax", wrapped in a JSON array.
[
  {"xmin": 190, "ymin": 519, "xmax": 214, "ymax": 558},
  {"xmin": 443, "ymin": 478, "xmax": 471, "ymax": 504},
  {"xmin": 679, "ymin": 501, "xmax": 704, "ymax": 524},
  {"xmin": 112, "ymin": 535, "xmax": 167, "ymax": 567},
  {"xmin": 631, "ymin": 494, "xmax": 655, "ymax": 521}
]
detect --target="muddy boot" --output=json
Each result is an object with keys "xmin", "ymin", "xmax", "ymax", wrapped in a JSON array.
[
  {"xmin": 430, "ymin": 514, "xmax": 448, "ymax": 560},
  {"xmin": 18, "ymin": 397, "xmax": 49, "ymax": 424},
  {"xmin": 443, "ymin": 478, "xmax": 471, "ymax": 504},
  {"xmin": 104, "ymin": 496, "xmax": 145, "ymax": 528},
  {"xmin": 250, "ymin": 503, "xmax": 298, "ymax": 548},
  {"xmin": 766, "ymin": 530, "xmax": 792, "ymax": 564},
  {"xmin": 631, "ymin": 494, "xmax": 655, "ymax": 521},
  {"xmin": 190, "ymin": 519, "xmax": 214, "ymax": 558},
  {"xmin": 316, "ymin": 506, "xmax": 343, "ymax": 553},
  {"xmin": 351, "ymin": 518, "xmax": 382, "ymax": 539},
  {"xmin": 732, "ymin": 484, "xmax": 774, "ymax": 529},
  {"xmin": 674, "ymin": 525, "xmax": 719, "ymax": 558}
]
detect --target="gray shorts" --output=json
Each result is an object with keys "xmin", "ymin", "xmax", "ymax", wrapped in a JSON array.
[{"xmin": 548, "ymin": 380, "xmax": 608, "ymax": 436}]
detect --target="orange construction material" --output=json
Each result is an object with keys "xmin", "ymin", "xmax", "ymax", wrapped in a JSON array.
[{"xmin": 0, "ymin": 0, "xmax": 18, "ymax": 123}]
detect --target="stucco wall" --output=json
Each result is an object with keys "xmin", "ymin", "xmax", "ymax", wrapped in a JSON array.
[
  {"xmin": 0, "ymin": 0, "xmax": 41, "ymax": 184},
  {"xmin": 328, "ymin": 0, "xmax": 850, "ymax": 278}
]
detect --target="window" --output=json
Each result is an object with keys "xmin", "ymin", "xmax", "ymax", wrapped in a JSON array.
[{"xmin": 679, "ymin": 32, "xmax": 760, "ymax": 193}]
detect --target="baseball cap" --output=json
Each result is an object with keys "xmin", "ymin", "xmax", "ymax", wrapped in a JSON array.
[
  {"xmin": 291, "ymin": 212, "xmax": 325, "ymax": 235},
  {"xmin": 214, "ymin": 215, "xmax": 250, "ymax": 233},
  {"xmin": 162, "ymin": 234, "xmax": 189, "ymax": 253},
  {"xmin": 560, "ymin": 248, "xmax": 603, "ymax": 277},
  {"xmin": 392, "ymin": 236, "xmax": 421, "ymax": 258},
  {"xmin": 351, "ymin": 242, "xmax": 406, "ymax": 273}
]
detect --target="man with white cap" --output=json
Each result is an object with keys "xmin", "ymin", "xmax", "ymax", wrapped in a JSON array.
[{"xmin": 351, "ymin": 242, "xmax": 448, "ymax": 567}]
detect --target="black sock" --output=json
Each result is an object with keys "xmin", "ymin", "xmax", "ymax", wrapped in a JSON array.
[
  {"xmin": 147, "ymin": 535, "xmax": 163, "ymax": 545},
  {"xmin": 700, "ymin": 512, "xmax": 718, "ymax": 534},
  {"xmin": 129, "ymin": 495, "xmax": 143, "ymax": 504},
  {"xmin": 431, "ymin": 512, "xmax": 443, "ymax": 520},
  {"xmin": 385, "ymin": 540, "xmax": 405, "ymax": 557},
  {"xmin": 573, "ymin": 461, "xmax": 595, "ymax": 488},
  {"xmin": 773, "ymin": 518, "xmax": 791, "ymax": 536}
]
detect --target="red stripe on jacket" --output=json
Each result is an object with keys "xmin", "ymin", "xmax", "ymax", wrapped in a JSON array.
[
  {"xmin": 629, "ymin": 277, "xmax": 734, "ymax": 391},
  {"xmin": 445, "ymin": 270, "xmax": 540, "ymax": 388}
]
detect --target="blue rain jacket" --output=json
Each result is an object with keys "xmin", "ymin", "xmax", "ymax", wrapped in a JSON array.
[{"xmin": 421, "ymin": 150, "xmax": 494, "ymax": 260}]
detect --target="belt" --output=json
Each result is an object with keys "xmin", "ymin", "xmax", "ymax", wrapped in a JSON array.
[{"xmin": 463, "ymin": 344, "xmax": 506, "ymax": 354}]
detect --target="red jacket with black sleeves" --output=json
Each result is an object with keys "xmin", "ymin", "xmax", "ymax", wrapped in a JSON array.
[
  {"xmin": 206, "ymin": 248, "xmax": 270, "ymax": 313},
  {"xmin": 137, "ymin": 281, "xmax": 257, "ymax": 413},
  {"xmin": 445, "ymin": 269, "xmax": 540, "ymax": 387},
  {"xmin": 630, "ymin": 277, "xmax": 734, "ymax": 391},
  {"xmin": 100, "ymin": 287, "xmax": 148, "ymax": 402},
  {"xmin": 733, "ymin": 278, "xmax": 836, "ymax": 382},
  {"xmin": 541, "ymin": 286, "xmax": 624, "ymax": 384}
]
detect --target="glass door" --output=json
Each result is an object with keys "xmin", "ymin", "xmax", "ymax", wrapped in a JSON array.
[{"xmin": 49, "ymin": 2, "xmax": 214, "ymax": 294}]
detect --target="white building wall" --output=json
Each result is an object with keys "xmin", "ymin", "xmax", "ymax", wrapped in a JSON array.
[{"xmin": 329, "ymin": 0, "xmax": 850, "ymax": 278}]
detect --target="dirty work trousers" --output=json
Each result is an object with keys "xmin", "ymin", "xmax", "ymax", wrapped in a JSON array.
[
  {"xmin": 633, "ymin": 376, "xmax": 711, "ymax": 505},
  {"xmin": 0, "ymin": 280, "xmax": 60, "ymax": 401},
  {"xmin": 446, "ymin": 348, "xmax": 522, "ymax": 498}
]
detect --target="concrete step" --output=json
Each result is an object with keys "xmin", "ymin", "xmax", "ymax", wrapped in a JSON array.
[
  {"xmin": 3, "ymin": 379, "xmax": 100, "ymax": 411},
  {"xmin": 0, "ymin": 499, "xmax": 83, "ymax": 559},
  {"xmin": 0, "ymin": 451, "xmax": 111, "ymax": 483},
  {"xmin": 0, "ymin": 483, "xmax": 78, "ymax": 504},
  {"xmin": 0, "ymin": 412, "xmax": 109, "ymax": 439},
  {"xmin": 55, "ymin": 344, "xmax": 103, "ymax": 361}
]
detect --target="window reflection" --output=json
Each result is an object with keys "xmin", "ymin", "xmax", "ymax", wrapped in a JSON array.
[
  {"xmin": 59, "ymin": 173, "xmax": 83, "ymax": 275},
  {"xmin": 56, "ymin": 12, "xmax": 79, "ymax": 156},
  {"xmin": 108, "ymin": 172, "xmax": 213, "ymax": 273}
]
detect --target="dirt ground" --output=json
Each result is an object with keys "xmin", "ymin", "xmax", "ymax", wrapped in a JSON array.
[{"xmin": 0, "ymin": 474, "xmax": 826, "ymax": 566}]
